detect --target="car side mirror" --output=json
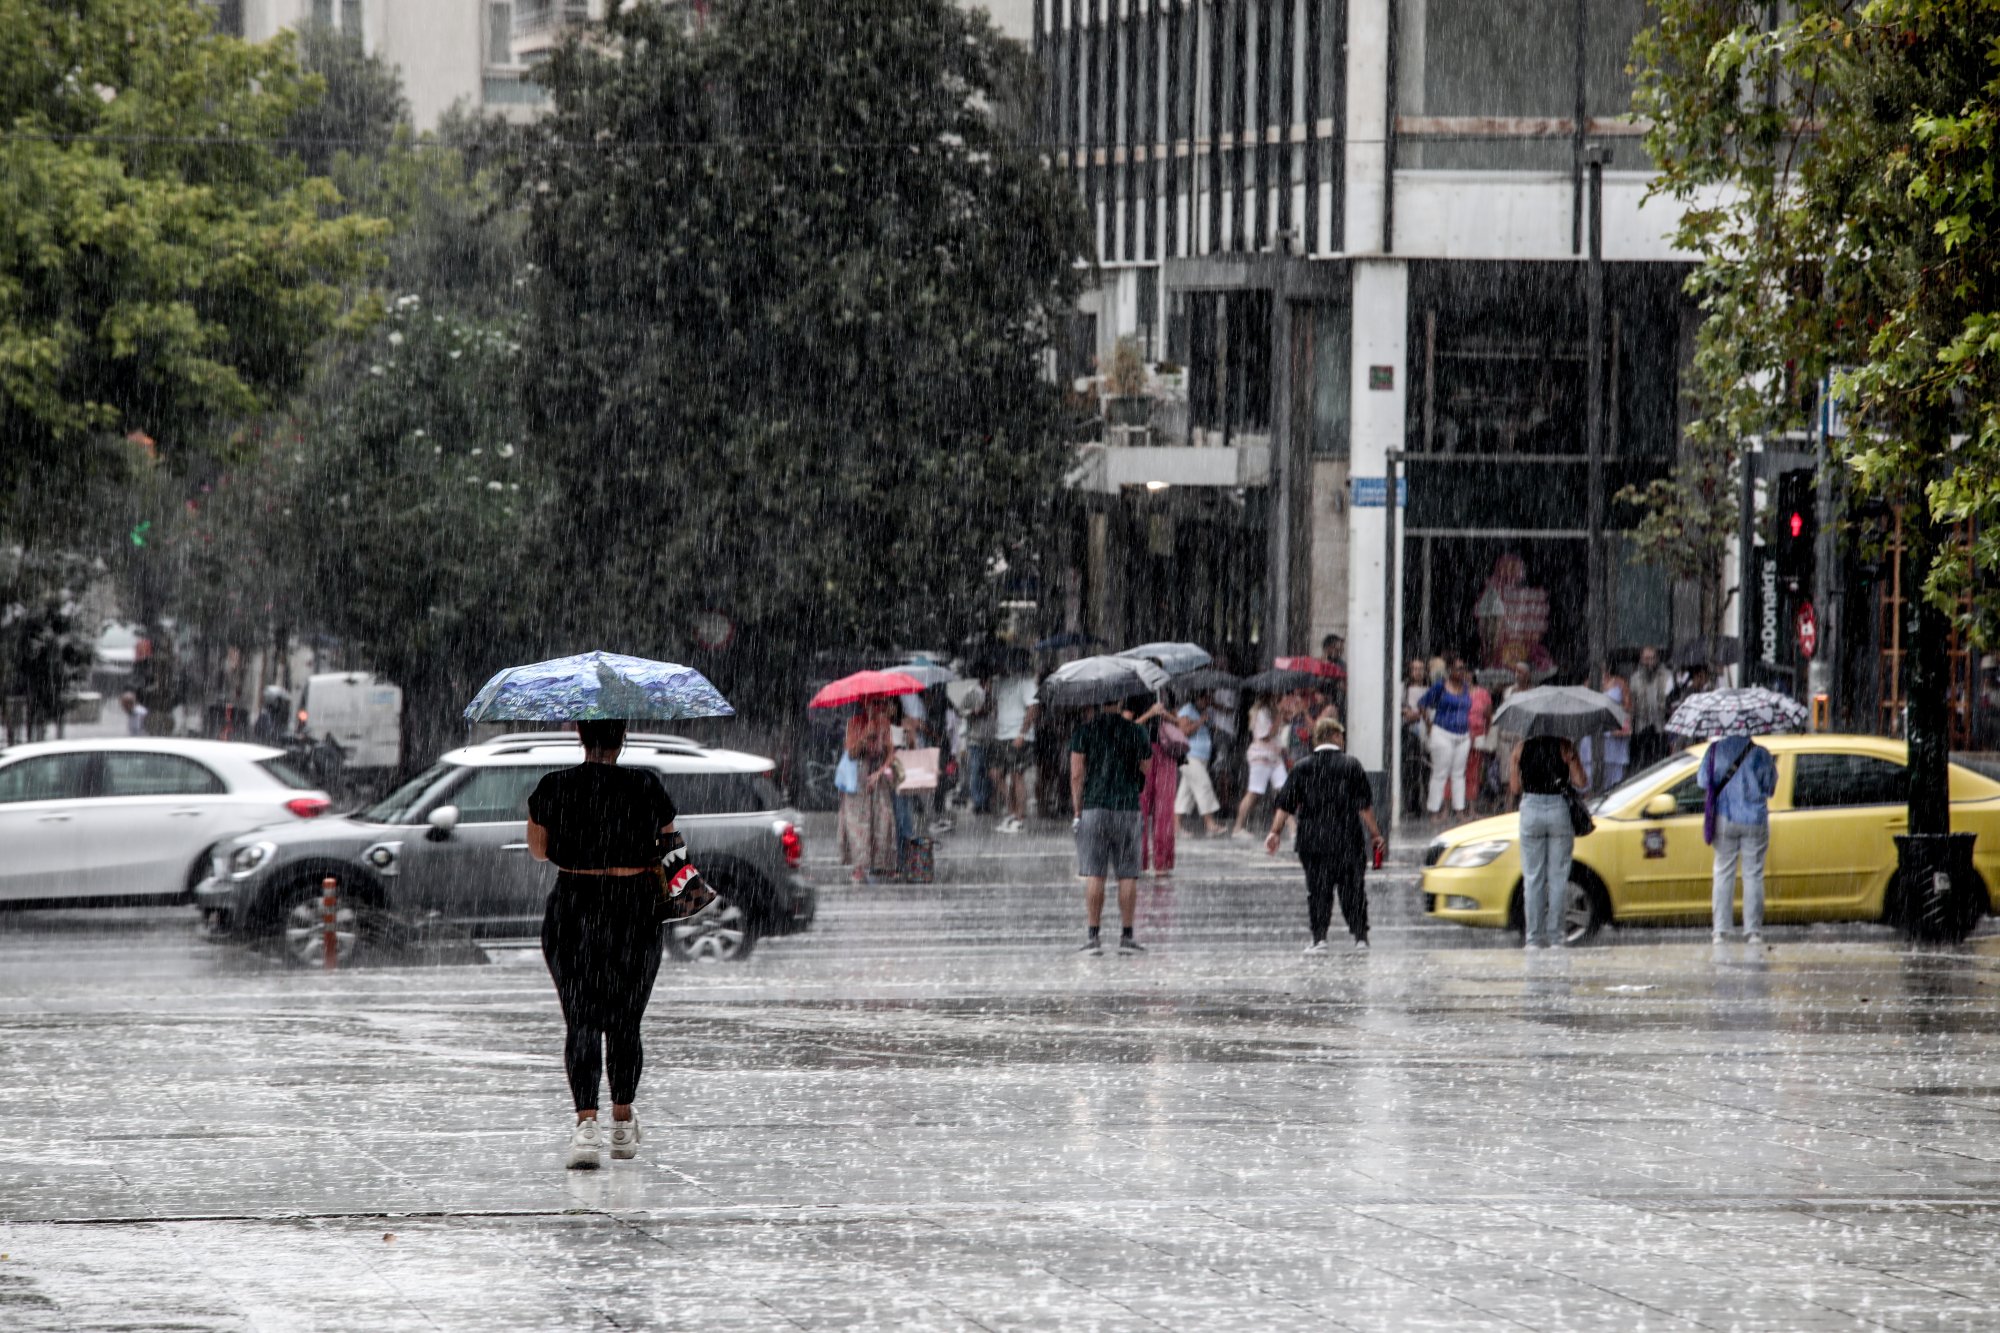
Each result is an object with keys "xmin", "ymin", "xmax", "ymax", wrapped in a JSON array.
[
  {"xmin": 1643, "ymin": 794, "xmax": 1678, "ymax": 820},
  {"xmin": 426, "ymin": 804, "xmax": 459, "ymax": 839}
]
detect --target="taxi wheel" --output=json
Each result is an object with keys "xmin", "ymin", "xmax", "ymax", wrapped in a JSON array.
[
  {"xmin": 1510, "ymin": 874, "xmax": 1609, "ymax": 945},
  {"xmin": 1563, "ymin": 876, "xmax": 1609, "ymax": 945}
]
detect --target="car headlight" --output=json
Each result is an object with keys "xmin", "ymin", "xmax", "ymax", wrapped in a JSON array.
[
  {"xmin": 229, "ymin": 841, "xmax": 277, "ymax": 879},
  {"xmin": 1439, "ymin": 839, "xmax": 1511, "ymax": 869}
]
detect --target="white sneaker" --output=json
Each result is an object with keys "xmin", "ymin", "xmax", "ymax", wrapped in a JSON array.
[
  {"xmin": 1745, "ymin": 932, "xmax": 1764, "ymax": 947},
  {"xmin": 1353, "ymin": 939, "xmax": 1371, "ymax": 952},
  {"xmin": 566, "ymin": 1119, "xmax": 603, "ymax": 1171},
  {"xmin": 1712, "ymin": 931, "xmax": 1727, "ymax": 944},
  {"xmin": 608, "ymin": 1114, "xmax": 641, "ymax": 1161},
  {"xmin": 1303, "ymin": 939, "xmax": 1328, "ymax": 955},
  {"xmin": 997, "ymin": 816, "xmax": 1021, "ymax": 834}
]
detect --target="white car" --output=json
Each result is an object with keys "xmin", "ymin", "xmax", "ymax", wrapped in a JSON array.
[{"xmin": 0, "ymin": 739, "xmax": 331, "ymax": 907}]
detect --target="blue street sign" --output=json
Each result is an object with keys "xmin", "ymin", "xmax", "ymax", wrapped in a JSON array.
[{"xmin": 1352, "ymin": 477, "xmax": 1407, "ymax": 508}]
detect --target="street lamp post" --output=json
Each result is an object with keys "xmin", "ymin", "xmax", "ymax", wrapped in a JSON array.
[{"xmin": 1584, "ymin": 143, "xmax": 1611, "ymax": 787}]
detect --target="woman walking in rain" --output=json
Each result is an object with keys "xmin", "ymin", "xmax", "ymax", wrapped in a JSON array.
[
  {"xmin": 526, "ymin": 719, "xmax": 679, "ymax": 1169},
  {"xmin": 1509, "ymin": 729, "xmax": 1587, "ymax": 948},
  {"xmin": 839, "ymin": 696, "xmax": 900, "ymax": 882}
]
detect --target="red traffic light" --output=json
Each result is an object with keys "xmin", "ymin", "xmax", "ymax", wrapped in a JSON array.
[{"xmin": 1789, "ymin": 511, "xmax": 1804, "ymax": 539}]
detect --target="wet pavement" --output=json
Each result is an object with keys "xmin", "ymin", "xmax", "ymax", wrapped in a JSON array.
[{"xmin": 6, "ymin": 815, "xmax": 2000, "ymax": 1330}]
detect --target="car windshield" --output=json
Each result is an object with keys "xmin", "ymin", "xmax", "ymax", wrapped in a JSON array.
[
  {"xmin": 1590, "ymin": 751, "xmax": 1698, "ymax": 814},
  {"xmin": 359, "ymin": 762, "xmax": 458, "ymax": 823}
]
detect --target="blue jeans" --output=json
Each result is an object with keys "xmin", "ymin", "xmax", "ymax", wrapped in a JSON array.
[
  {"xmin": 965, "ymin": 744, "xmax": 991, "ymax": 813},
  {"xmin": 892, "ymin": 793, "xmax": 915, "ymax": 847},
  {"xmin": 1518, "ymin": 793, "xmax": 1575, "ymax": 947},
  {"xmin": 1711, "ymin": 818, "xmax": 1768, "ymax": 934}
]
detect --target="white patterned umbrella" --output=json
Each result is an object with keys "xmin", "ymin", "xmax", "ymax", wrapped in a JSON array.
[{"xmin": 1667, "ymin": 687, "xmax": 1807, "ymax": 738}]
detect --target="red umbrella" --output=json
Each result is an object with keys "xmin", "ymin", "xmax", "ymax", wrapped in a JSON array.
[
  {"xmin": 1273, "ymin": 656, "xmax": 1345, "ymax": 681},
  {"xmin": 809, "ymin": 669, "xmax": 924, "ymax": 709}
]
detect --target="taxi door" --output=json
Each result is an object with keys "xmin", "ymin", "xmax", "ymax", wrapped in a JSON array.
[
  {"xmin": 1600, "ymin": 761, "xmax": 1713, "ymax": 920},
  {"xmin": 1766, "ymin": 750, "xmax": 1906, "ymax": 918}
]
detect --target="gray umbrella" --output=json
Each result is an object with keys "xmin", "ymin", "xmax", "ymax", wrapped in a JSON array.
[
  {"xmin": 1042, "ymin": 654, "xmax": 1170, "ymax": 707},
  {"xmin": 1116, "ymin": 642, "xmax": 1213, "ymax": 677},
  {"xmin": 1490, "ymin": 685, "xmax": 1630, "ymax": 739}
]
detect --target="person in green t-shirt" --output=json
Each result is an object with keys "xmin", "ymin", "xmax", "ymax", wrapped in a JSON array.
[{"xmin": 1068, "ymin": 694, "xmax": 1155, "ymax": 954}]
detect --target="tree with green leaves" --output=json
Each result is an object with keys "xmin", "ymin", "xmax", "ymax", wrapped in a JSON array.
[
  {"xmin": 283, "ymin": 17, "xmax": 410, "ymax": 177},
  {"xmin": 0, "ymin": 0, "xmax": 387, "ymax": 717},
  {"xmin": 516, "ymin": 0, "xmax": 1089, "ymax": 713},
  {"xmin": 1634, "ymin": 1, "xmax": 2000, "ymax": 852},
  {"xmin": 284, "ymin": 296, "xmax": 551, "ymax": 765}
]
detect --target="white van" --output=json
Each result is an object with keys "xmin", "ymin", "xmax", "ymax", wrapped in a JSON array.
[{"xmin": 297, "ymin": 672, "xmax": 402, "ymax": 770}]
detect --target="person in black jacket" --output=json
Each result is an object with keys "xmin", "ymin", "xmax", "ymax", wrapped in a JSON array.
[{"xmin": 1265, "ymin": 715, "xmax": 1386, "ymax": 953}]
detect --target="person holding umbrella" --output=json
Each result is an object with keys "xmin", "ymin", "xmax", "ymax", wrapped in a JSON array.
[
  {"xmin": 525, "ymin": 719, "xmax": 683, "ymax": 1168},
  {"xmin": 1669, "ymin": 686, "xmax": 1800, "ymax": 946},
  {"xmin": 1070, "ymin": 693, "xmax": 1155, "ymax": 953},
  {"xmin": 1265, "ymin": 715, "xmax": 1384, "ymax": 953},
  {"xmin": 841, "ymin": 697, "xmax": 901, "ymax": 882},
  {"xmin": 464, "ymin": 651, "xmax": 735, "ymax": 1171},
  {"xmin": 1491, "ymin": 681, "xmax": 1622, "ymax": 948},
  {"xmin": 1699, "ymin": 731, "xmax": 1777, "ymax": 945}
]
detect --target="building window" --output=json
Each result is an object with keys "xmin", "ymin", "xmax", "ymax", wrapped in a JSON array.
[
  {"xmin": 341, "ymin": 0, "xmax": 362, "ymax": 35},
  {"xmin": 488, "ymin": 2, "xmax": 514, "ymax": 66},
  {"xmin": 311, "ymin": 0, "xmax": 333, "ymax": 27},
  {"xmin": 211, "ymin": 0, "xmax": 244, "ymax": 35},
  {"xmin": 1399, "ymin": 0, "xmax": 1649, "ymax": 171}
]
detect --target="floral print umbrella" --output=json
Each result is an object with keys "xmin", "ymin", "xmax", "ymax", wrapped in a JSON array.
[
  {"xmin": 1666, "ymin": 687, "xmax": 1808, "ymax": 738},
  {"xmin": 462, "ymin": 651, "xmax": 734, "ymax": 722}
]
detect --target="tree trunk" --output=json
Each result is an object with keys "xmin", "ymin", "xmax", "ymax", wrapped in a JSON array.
[{"xmin": 1904, "ymin": 513, "xmax": 1953, "ymax": 837}]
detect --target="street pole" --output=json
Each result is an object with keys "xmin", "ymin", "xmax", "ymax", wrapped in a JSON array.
[
  {"xmin": 1584, "ymin": 144, "xmax": 1610, "ymax": 788},
  {"xmin": 1382, "ymin": 449, "xmax": 1402, "ymax": 829}
]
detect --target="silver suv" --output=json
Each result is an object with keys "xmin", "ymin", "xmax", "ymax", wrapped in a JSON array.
[{"xmin": 194, "ymin": 733, "xmax": 813, "ymax": 965}]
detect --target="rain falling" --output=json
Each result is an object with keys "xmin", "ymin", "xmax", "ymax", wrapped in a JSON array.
[{"xmin": 4, "ymin": 0, "xmax": 2000, "ymax": 1328}]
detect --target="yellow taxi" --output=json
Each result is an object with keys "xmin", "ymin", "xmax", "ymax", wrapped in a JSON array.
[{"xmin": 1420, "ymin": 735, "xmax": 2000, "ymax": 943}]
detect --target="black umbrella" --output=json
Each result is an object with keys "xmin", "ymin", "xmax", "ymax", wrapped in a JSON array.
[
  {"xmin": 1041, "ymin": 654, "xmax": 1170, "ymax": 707},
  {"xmin": 1240, "ymin": 668, "xmax": 1325, "ymax": 696}
]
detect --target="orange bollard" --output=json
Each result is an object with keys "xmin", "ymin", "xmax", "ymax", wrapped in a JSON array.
[{"xmin": 321, "ymin": 875, "xmax": 338, "ymax": 970}]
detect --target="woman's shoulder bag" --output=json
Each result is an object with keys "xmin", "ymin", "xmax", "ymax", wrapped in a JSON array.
[{"xmin": 1563, "ymin": 782, "xmax": 1596, "ymax": 838}]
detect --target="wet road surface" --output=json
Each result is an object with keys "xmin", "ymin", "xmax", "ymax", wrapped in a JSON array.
[{"xmin": 5, "ymin": 817, "xmax": 2000, "ymax": 1330}]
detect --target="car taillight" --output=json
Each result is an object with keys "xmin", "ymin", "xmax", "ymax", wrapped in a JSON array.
[
  {"xmin": 779, "ymin": 822, "xmax": 803, "ymax": 869},
  {"xmin": 285, "ymin": 796, "xmax": 330, "ymax": 819}
]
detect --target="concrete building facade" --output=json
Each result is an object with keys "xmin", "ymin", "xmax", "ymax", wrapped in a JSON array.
[
  {"xmin": 1038, "ymin": 0, "xmax": 1703, "ymax": 805},
  {"xmin": 217, "ymin": 0, "xmax": 541, "ymax": 126}
]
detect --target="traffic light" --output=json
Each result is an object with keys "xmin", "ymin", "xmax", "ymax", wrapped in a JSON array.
[{"xmin": 1773, "ymin": 467, "xmax": 1817, "ymax": 592}]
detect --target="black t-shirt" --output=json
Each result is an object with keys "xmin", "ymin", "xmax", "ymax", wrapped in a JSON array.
[
  {"xmin": 1070, "ymin": 712, "xmax": 1152, "ymax": 811},
  {"xmin": 1517, "ymin": 736, "xmax": 1572, "ymax": 795},
  {"xmin": 527, "ymin": 763, "xmax": 677, "ymax": 871},
  {"xmin": 1273, "ymin": 747, "xmax": 1374, "ymax": 862}
]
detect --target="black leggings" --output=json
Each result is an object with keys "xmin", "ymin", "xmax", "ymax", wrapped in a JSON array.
[
  {"xmin": 1303, "ymin": 853, "xmax": 1368, "ymax": 943},
  {"xmin": 541, "ymin": 873, "xmax": 663, "ymax": 1112}
]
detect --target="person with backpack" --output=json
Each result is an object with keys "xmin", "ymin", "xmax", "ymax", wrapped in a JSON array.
[{"xmin": 1698, "ymin": 733, "xmax": 1778, "ymax": 945}]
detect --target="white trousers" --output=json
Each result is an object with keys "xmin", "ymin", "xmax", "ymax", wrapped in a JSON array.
[
  {"xmin": 1425, "ymin": 727, "xmax": 1471, "ymax": 813},
  {"xmin": 1175, "ymin": 758, "xmax": 1220, "ymax": 816}
]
